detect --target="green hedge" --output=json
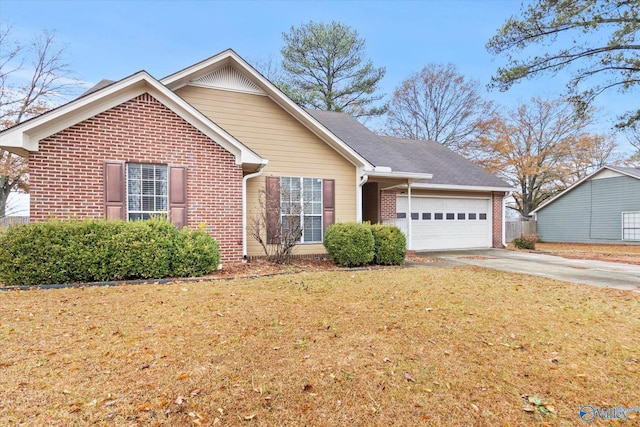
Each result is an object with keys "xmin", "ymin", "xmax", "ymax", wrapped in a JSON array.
[
  {"xmin": 0, "ymin": 219, "xmax": 220, "ymax": 286},
  {"xmin": 371, "ymin": 224, "xmax": 407, "ymax": 265},
  {"xmin": 324, "ymin": 222, "xmax": 408, "ymax": 267},
  {"xmin": 323, "ymin": 222, "xmax": 375, "ymax": 267},
  {"xmin": 172, "ymin": 226, "xmax": 221, "ymax": 278}
]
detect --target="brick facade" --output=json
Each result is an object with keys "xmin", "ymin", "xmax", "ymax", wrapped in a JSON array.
[
  {"xmin": 29, "ymin": 93, "xmax": 244, "ymax": 261},
  {"xmin": 380, "ymin": 189, "xmax": 397, "ymax": 220},
  {"xmin": 492, "ymin": 192, "xmax": 505, "ymax": 248}
]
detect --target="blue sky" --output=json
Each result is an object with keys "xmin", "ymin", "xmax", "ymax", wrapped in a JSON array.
[{"xmin": 1, "ymin": 0, "xmax": 635, "ymax": 152}]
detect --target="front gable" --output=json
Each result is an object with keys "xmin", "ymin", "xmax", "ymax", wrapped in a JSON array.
[
  {"xmin": 0, "ymin": 71, "xmax": 265, "ymax": 169},
  {"xmin": 30, "ymin": 92, "xmax": 245, "ymax": 260},
  {"xmin": 189, "ymin": 64, "xmax": 266, "ymax": 96},
  {"xmin": 162, "ymin": 49, "xmax": 372, "ymax": 170}
]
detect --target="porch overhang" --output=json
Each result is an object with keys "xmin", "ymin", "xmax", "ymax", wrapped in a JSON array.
[{"xmin": 362, "ymin": 170, "xmax": 433, "ymax": 183}]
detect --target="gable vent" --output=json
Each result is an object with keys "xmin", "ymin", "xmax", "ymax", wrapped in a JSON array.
[{"xmin": 190, "ymin": 65, "xmax": 265, "ymax": 95}]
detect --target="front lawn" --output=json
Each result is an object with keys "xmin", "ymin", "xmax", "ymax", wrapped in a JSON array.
[{"xmin": 1, "ymin": 266, "xmax": 638, "ymax": 426}]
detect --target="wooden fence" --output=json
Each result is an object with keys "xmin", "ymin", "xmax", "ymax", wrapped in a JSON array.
[
  {"xmin": 505, "ymin": 220, "xmax": 537, "ymax": 242},
  {"xmin": 0, "ymin": 216, "xmax": 29, "ymax": 228}
]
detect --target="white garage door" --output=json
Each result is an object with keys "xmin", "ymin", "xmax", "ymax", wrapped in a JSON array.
[{"xmin": 397, "ymin": 196, "xmax": 491, "ymax": 250}]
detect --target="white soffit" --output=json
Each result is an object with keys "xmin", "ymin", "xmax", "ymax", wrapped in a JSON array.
[{"xmin": 189, "ymin": 64, "xmax": 266, "ymax": 95}]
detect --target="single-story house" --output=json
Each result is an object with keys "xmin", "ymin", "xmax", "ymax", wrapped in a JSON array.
[
  {"xmin": 531, "ymin": 165, "xmax": 640, "ymax": 244},
  {"xmin": 0, "ymin": 49, "xmax": 513, "ymax": 262}
]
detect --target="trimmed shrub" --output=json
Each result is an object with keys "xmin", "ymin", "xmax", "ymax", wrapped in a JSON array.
[
  {"xmin": 371, "ymin": 224, "xmax": 407, "ymax": 265},
  {"xmin": 0, "ymin": 218, "xmax": 221, "ymax": 286},
  {"xmin": 108, "ymin": 219, "xmax": 180, "ymax": 280},
  {"xmin": 173, "ymin": 226, "xmax": 220, "ymax": 277},
  {"xmin": 323, "ymin": 222, "xmax": 375, "ymax": 267},
  {"xmin": 513, "ymin": 233, "xmax": 539, "ymax": 250}
]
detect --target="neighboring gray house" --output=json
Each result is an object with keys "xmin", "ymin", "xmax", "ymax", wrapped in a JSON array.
[{"xmin": 531, "ymin": 166, "xmax": 640, "ymax": 244}]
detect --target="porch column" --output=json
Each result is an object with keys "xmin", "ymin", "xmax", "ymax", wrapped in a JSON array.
[{"xmin": 407, "ymin": 180, "xmax": 413, "ymax": 250}]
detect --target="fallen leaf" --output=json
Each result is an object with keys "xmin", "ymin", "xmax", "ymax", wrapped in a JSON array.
[
  {"xmin": 140, "ymin": 364, "xmax": 150, "ymax": 370},
  {"xmin": 104, "ymin": 399, "xmax": 117, "ymax": 407},
  {"xmin": 190, "ymin": 388, "xmax": 201, "ymax": 396},
  {"xmin": 471, "ymin": 403, "xmax": 480, "ymax": 412},
  {"xmin": 383, "ymin": 357, "xmax": 392, "ymax": 363},
  {"xmin": 404, "ymin": 372, "xmax": 416, "ymax": 382},
  {"xmin": 303, "ymin": 384, "xmax": 314, "ymax": 392},
  {"xmin": 523, "ymin": 404, "xmax": 535, "ymax": 412},
  {"xmin": 178, "ymin": 374, "xmax": 190, "ymax": 380},
  {"xmin": 243, "ymin": 414, "xmax": 256, "ymax": 421},
  {"xmin": 135, "ymin": 403, "xmax": 152, "ymax": 412},
  {"xmin": 175, "ymin": 395, "xmax": 184, "ymax": 405}
]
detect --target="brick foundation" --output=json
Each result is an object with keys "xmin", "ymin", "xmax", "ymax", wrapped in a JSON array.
[{"xmin": 29, "ymin": 93, "xmax": 244, "ymax": 261}]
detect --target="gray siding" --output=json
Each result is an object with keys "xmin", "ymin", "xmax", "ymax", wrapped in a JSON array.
[{"xmin": 537, "ymin": 176, "xmax": 640, "ymax": 244}]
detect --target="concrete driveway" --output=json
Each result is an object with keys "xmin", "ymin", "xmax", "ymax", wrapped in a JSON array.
[{"xmin": 417, "ymin": 249, "xmax": 640, "ymax": 292}]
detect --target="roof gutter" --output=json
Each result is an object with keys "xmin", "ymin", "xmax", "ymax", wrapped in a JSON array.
[
  {"xmin": 363, "ymin": 171, "xmax": 433, "ymax": 180},
  {"xmin": 242, "ymin": 163, "xmax": 267, "ymax": 261},
  {"xmin": 393, "ymin": 182, "xmax": 515, "ymax": 193},
  {"xmin": 356, "ymin": 168, "xmax": 369, "ymax": 222}
]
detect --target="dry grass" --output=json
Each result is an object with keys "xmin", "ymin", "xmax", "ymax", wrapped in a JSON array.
[
  {"xmin": 1, "ymin": 266, "xmax": 639, "ymax": 426},
  {"xmin": 532, "ymin": 242, "xmax": 640, "ymax": 265}
]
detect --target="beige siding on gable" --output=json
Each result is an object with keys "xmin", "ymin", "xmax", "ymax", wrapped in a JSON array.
[{"xmin": 176, "ymin": 85, "xmax": 357, "ymax": 256}]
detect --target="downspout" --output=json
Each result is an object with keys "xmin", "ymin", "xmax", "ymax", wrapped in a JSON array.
[
  {"xmin": 502, "ymin": 192, "xmax": 511, "ymax": 248},
  {"xmin": 242, "ymin": 164, "xmax": 266, "ymax": 261},
  {"xmin": 407, "ymin": 180, "xmax": 413, "ymax": 250},
  {"xmin": 357, "ymin": 169, "xmax": 368, "ymax": 223}
]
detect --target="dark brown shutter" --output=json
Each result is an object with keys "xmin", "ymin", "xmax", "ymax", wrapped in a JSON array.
[
  {"xmin": 266, "ymin": 176, "xmax": 281, "ymax": 244},
  {"xmin": 323, "ymin": 179, "xmax": 335, "ymax": 234},
  {"xmin": 104, "ymin": 161, "xmax": 125, "ymax": 220},
  {"xmin": 169, "ymin": 166, "xmax": 188, "ymax": 229}
]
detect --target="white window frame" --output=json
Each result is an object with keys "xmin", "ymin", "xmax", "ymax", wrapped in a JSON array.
[
  {"xmin": 280, "ymin": 177, "xmax": 323, "ymax": 244},
  {"xmin": 126, "ymin": 163, "xmax": 168, "ymax": 221},
  {"xmin": 622, "ymin": 211, "xmax": 640, "ymax": 241}
]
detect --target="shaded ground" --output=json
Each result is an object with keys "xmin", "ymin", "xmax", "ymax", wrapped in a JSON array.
[{"xmin": 1, "ymin": 267, "xmax": 639, "ymax": 426}]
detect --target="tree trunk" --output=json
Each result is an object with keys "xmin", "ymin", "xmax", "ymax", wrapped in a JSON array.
[{"xmin": 0, "ymin": 186, "xmax": 10, "ymax": 218}]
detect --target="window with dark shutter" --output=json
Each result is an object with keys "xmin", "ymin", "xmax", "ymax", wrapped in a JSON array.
[
  {"xmin": 322, "ymin": 179, "xmax": 335, "ymax": 236},
  {"xmin": 104, "ymin": 161, "xmax": 126, "ymax": 220},
  {"xmin": 266, "ymin": 176, "xmax": 332, "ymax": 244},
  {"xmin": 266, "ymin": 176, "xmax": 281, "ymax": 244},
  {"xmin": 169, "ymin": 166, "xmax": 187, "ymax": 229}
]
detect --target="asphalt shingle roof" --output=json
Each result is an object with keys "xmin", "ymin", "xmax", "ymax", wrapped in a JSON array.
[
  {"xmin": 80, "ymin": 79, "xmax": 116, "ymax": 97},
  {"xmin": 610, "ymin": 166, "xmax": 640, "ymax": 179},
  {"xmin": 306, "ymin": 109, "xmax": 512, "ymax": 189}
]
